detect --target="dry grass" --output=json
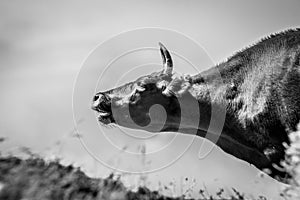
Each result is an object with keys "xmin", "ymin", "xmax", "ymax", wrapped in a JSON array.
[
  {"xmin": 280, "ymin": 123, "xmax": 300, "ymax": 199},
  {"xmin": 2, "ymin": 123, "xmax": 300, "ymax": 199},
  {"xmin": 0, "ymin": 156, "xmax": 168, "ymax": 200},
  {"xmin": 0, "ymin": 155, "xmax": 267, "ymax": 200}
]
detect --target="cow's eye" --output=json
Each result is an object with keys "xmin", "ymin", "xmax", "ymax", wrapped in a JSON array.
[
  {"xmin": 130, "ymin": 94, "xmax": 136, "ymax": 102},
  {"xmin": 130, "ymin": 88, "xmax": 142, "ymax": 103},
  {"xmin": 130, "ymin": 92, "xmax": 140, "ymax": 103}
]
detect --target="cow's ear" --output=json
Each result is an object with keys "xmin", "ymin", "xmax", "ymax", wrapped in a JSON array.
[
  {"xmin": 159, "ymin": 42, "xmax": 173, "ymax": 76},
  {"xmin": 162, "ymin": 75, "xmax": 191, "ymax": 97}
]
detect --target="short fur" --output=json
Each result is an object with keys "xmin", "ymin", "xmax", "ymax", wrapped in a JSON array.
[{"xmin": 92, "ymin": 29, "xmax": 300, "ymax": 183}]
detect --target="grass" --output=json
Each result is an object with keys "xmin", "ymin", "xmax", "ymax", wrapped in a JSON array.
[
  {"xmin": 0, "ymin": 155, "xmax": 268, "ymax": 200},
  {"xmin": 279, "ymin": 123, "xmax": 300, "ymax": 199},
  {"xmin": 0, "ymin": 123, "xmax": 299, "ymax": 199}
]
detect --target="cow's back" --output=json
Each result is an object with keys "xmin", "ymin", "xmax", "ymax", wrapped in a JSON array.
[
  {"xmin": 226, "ymin": 29, "xmax": 300, "ymax": 149},
  {"xmin": 195, "ymin": 29, "xmax": 300, "ymax": 150}
]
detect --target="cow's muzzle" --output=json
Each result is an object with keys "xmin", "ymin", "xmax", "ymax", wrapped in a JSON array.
[{"xmin": 91, "ymin": 93, "xmax": 114, "ymax": 124}]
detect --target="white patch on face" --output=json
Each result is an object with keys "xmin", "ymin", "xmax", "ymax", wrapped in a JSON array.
[
  {"xmin": 135, "ymin": 85, "xmax": 145, "ymax": 92},
  {"xmin": 111, "ymin": 84, "xmax": 144, "ymax": 106},
  {"xmin": 156, "ymin": 80, "xmax": 168, "ymax": 89},
  {"xmin": 114, "ymin": 96, "xmax": 130, "ymax": 106}
]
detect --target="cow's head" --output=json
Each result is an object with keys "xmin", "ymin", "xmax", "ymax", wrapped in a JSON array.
[{"xmin": 92, "ymin": 43, "xmax": 199, "ymax": 132}]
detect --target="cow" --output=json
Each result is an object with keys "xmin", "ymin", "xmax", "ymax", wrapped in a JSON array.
[{"xmin": 92, "ymin": 29, "xmax": 300, "ymax": 183}]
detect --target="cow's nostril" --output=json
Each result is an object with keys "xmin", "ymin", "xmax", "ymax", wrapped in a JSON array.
[
  {"xmin": 93, "ymin": 95, "xmax": 99, "ymax": 102},
  {"xmin": 92, "ymin": 93, "xmax": 111, "ymax": 112}
]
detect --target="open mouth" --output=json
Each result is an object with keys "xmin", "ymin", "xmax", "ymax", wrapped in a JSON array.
[
  {"xmin": 97, "ymin": 111, "xmax": 114, "ymax": 124},
  {"xmin": 98, "ymin": 110, "xmax": 111, "ymax": 117},
  {"xmin": 95, "ymin": 106, "xmax": 115, "ymax": 124},
  {"xmin": 92, "ymin": 100, "xmax": 115, "ymax": 124},
  {"xmin": 94, "ymin": 108, "xmax": 115, "ymax": 124}
]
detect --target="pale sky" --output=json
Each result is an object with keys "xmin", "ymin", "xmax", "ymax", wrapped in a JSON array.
[{"xmin": 0, "ymin": 0, "xmax": 300, "ymax": 199}]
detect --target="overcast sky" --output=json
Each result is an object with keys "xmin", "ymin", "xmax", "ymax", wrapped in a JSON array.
[{"xmin": 0, "ymin": 0, "xmax": 300, "ymax": 199}]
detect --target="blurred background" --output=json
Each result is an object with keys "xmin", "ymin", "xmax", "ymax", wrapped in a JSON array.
[{"xmin": 0, "ymin": 0, "xmax": 300, "ymax": 199}]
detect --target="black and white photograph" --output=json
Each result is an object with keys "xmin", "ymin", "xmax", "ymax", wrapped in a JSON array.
[{"xmin": 0, "ymin": 1, "xmax": 300, "ymax": 199}]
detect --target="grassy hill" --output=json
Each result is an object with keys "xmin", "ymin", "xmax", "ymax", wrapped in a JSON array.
[
  {"xmin": 1, "ymin": 124, "xmax": 299, "ymax": 199},
  {"xmin": 0, "ymin": 156, "xmax": 264, "ymax": 200},
  {"xmin": 0, "ymin": 156, "xmax": 175, "ymax": 200}
]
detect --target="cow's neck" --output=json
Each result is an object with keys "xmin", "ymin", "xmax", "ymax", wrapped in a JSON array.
[
  {"xmin": 174, "ymin": 81, "xmax": 273, "ymax": 170},
  {"xmin": 177, "ymin": 126, "xmax": 271, "ymax": 169}
]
